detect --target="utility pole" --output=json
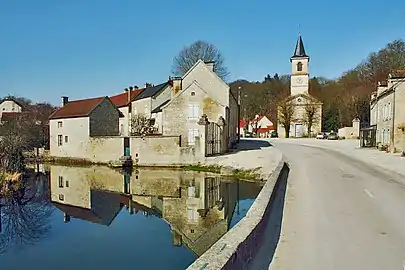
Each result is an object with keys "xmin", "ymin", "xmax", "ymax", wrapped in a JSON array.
[{"xmin": 237, "ymin": 87, "xmax": 241, "ymax": 143}]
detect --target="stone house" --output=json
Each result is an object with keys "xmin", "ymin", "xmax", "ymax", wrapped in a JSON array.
[
  {"xmin": 161, "ymin": 60, "xmax": 238, "ymax": 150},
  {"xmin": 110, "ymin": 87, "xmax": 143, "ymax": 136},
  {"xmin": 277, "ymin": 34, "xmax": 322, "ymax": 138},
  {"xmin": 369, "ymin": 70, "xmax": 405, "ymax": 152},
  {"xmin": 48, "ymin": 96, "xmax": 124, "ymax": 159}
]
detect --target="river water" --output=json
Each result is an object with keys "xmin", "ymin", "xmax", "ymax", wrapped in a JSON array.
[{"xmin": 0, "ymin": 165, "xmax": 262, "ymax": 270}]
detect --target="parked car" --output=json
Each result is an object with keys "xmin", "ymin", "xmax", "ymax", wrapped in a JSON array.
[
  {"xmin": 316, "ymin": 132, "xmax": 327, "ymax": 139},
  {"xmin": 270, "ymin": 131, "xmax": 278, "ymax": 138},
  {"xmin": 327, "ymin": 132, "xmax": 338, "ymax": 140},
  {"xmin": 245, "ymin": 132, "xmax": 253, "ymax": 138}
]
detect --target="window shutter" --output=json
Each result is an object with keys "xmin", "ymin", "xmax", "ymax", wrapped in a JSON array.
[
  {"xmin": 193, "ymin": 104, "xmax": 200, "ymax": 119},
  {"xmin": 188, "ymin": 128, "xmax": 194, "ymax": 145},
  {"xmin": 188, "ymin": 105, "xmax": 194, "ymax": 118}
]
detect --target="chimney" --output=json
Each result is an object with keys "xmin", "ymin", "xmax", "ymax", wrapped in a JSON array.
[
  {"xmin": 126, "ymin": 87, "xmax": 133, "ymax": 103},
  {"xmin": 61, "ymin": 96, "xmax": 69, "ymax": 107},
  {"xmin": 377, "ymin": 81, "xmax": 388, "ymax": 96},
  {"xmin": 204, "ymin": 61, "xmax": 215, "ymax": 72},
  {"xmin": 171, "ymin": 77, "xmax": 182, "ymax": 98}
]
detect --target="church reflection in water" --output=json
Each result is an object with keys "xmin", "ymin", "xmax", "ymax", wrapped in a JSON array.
[{"xmin": 48, "ymin": 165, "xmax": 262, "ymax": 256}]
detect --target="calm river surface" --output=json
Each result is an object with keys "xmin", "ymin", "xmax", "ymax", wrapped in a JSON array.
[{"xmin": 0, "ymin": 165, "xmax": 262, "ymax": 270}]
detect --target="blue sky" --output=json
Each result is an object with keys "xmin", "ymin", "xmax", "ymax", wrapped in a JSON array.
[{"xmin": 1, "ymin": 0, "xmax": 404, "ymax": 106}]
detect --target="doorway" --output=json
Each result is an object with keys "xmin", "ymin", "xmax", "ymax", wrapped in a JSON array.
[
  {"xmin": 124, "ymin": 137, "xmax": 130, "ymax": 156},
  {"xmin": 295, "ymin": 124, "xmax": 303, "ymax": 137}
]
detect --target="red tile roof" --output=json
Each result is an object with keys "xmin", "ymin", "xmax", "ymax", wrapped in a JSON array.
[
  {"xmin": 49, "ymin": 97, "xmax": 106, "ymax": 120},
  {"xmin": 110, "ymin": 89, "xmax": 143, "ymax": 108}
]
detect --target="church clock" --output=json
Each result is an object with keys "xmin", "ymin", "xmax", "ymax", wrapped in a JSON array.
[{"xmin": 296, "ymin": 77, "xmax": 303, "ymax": 84}]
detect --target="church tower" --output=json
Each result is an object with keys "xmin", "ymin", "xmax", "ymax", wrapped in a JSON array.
[{"xmin": 290, "ymin": 35, "xmax": 309, "ymax": 96}]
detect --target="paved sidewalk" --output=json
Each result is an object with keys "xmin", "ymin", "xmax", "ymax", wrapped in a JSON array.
[
  {"xmin": 204, "ymin": 139, "xmax": 283, "ymax": 179},
  {"xmin": 272, "ymin": 138, "xmax": 405, "ymax": 177}
]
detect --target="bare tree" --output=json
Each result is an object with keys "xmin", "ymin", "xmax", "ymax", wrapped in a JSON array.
[
  {"xmin": 172, "ymin": 40, "xmax": 229, "ymax": 81},
  {"xmin": 303, "ymin": 101, "xmax": 320, "ymax": 137},
  {"xmin": 130, "ymin": 114, "xmax": 155, "ymax": 136},
  {"xmin": 277, "ymin": 100, "xmax": 295, "ymax": 138}
]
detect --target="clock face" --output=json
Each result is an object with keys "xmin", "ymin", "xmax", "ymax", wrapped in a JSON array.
[{"xmin": 296, "ymin": 77, "xmax": 303, "ymax": 84}]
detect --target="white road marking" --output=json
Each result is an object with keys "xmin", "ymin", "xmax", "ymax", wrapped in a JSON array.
[{"xmin": 364, "ymin": 189, "xmax": 375, "ymax": 198}]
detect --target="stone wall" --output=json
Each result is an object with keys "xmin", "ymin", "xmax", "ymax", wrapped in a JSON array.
[
  {"xmin": 89, "ymin": 98, "xmax": 121, "ymax": 136},
  {"xmin": 186, "ymin": 161, "xmax": 287, "ymax": 270}
]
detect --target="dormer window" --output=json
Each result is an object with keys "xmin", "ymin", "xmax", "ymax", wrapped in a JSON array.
[{"xmin": 297, "ymin": 62, "xmax": 303, "ymax": 72}]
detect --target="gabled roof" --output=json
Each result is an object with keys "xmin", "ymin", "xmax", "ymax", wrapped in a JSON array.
[
  {"xmin": 49, "ymin": 96, "xmax": 123, "ymax": 120},
  {"xmin": 161, "ymin": 80, "xmax": 226, "ymax": 111},
  {"xmin": 133, "ymin": 82, "xmax": 170, "ymax": 101},
  {"xmin": 183, "ymin": 59, "xmax": 229, "ymax": 90},
  {"xmin": 0, "ymin": 97, "xmax": 25, "ymax": 108},
  {"xmin": 389, "ymin": 69, "xmax": 405, "ymax": 79},
  {"xmin": 291, "ymin": 35, "xmax": 308, "ymax": 59},
  {"xmin": 110, "ymin": 89, "xmax": 144, "ymax": 108}
]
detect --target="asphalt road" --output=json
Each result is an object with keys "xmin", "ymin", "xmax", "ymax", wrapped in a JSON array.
[{"xmin": 253, "ymin": 142, "xmax": 405, "ymax": 270}]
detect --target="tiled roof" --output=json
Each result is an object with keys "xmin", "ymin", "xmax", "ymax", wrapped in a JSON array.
[
  {"xmin": 134, "ymin": 82, "xmax": 169, "ymax": 101},
  {"xmin": 390, "ymin": 69, "xmax": 405, "ymax": 79},
  {"xmin": 110, "ymin": 89, "xmax": 144, "ymax": 108},
  {"xmin": 49, "ymin": 97, "xmax": 105, "ymax": 120}
]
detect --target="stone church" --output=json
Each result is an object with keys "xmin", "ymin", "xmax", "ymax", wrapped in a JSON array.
[{"xmin": 277, "ymin": 35, "xmax": 323, "ymax": 138}]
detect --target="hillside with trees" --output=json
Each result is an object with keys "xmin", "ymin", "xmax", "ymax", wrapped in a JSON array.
[{"xmin": 230, "ymin": 39, "xmax": 405, "ymax": 132}]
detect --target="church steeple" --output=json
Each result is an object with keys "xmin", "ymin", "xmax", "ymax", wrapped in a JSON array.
[{"xmin": 291, "ymin": 34, "xmax": 309, "ymax": 61}]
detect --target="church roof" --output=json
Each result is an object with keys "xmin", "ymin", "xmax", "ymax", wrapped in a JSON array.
[{"xmin": 291, "ymin": 35, "xmax": 308, "ymax": 58}]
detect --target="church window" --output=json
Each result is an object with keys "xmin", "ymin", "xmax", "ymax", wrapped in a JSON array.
[{"xmin": 297, "ymin": 62, "xmax": 303, "ymax": 72}]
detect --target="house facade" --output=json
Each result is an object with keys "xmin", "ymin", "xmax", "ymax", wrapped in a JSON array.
[
  {"xmin": 277, "ymin": 35, "xmax": 322, "ymax": 138},
  {"xmin": 130, "ymin": 82, "xmax": 172, "ymax": 134},
  {"xmin": 369, "ymin": 70, "xmax": 405, "ymax": 153},
  {"xmin": 0, "ymin": 98, "xmax": 23, "ymax": 114},
  {"xmin": 161, "ymin": 60, "xmax": 238, "ymax": 150},
  {"xmin": 49, "ymin": 96, "xmax": 124, "ymax": 160}
]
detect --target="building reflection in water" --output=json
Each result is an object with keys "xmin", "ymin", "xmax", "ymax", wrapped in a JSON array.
[{"xmin": 48, "ymin": 165, "xmax": 261, "ymax": 256}]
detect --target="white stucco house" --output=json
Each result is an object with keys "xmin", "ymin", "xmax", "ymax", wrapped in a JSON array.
[
  {"xmin": 248, "ymin": 114, "xmax": 275, "ymax": 137},
  {"xmin": 0, "ymin": 97, "xmax": 23, "ymax": 114},
  {"xmin": 161, "ymin": 59, "xmax": 238, "ymax": 150},
  {"xmin": 130, "ymin": 82, "xmax": 172, "ymax": 134},
  {"xmin": 48, "ymin": 96, "xmax": 124, "ymax": 159}
]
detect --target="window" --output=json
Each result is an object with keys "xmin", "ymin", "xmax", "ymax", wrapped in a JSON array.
[
  {"xmin": 58, "ymin": 121, "xmax": 63, "ymax": 128},
  {"xmin": 59, "ymin": 176, "xmax": 64, "ymax": 188},
  {"xmin": 297, "ymin": 62, "xmax": 303, "ymax": 72},
  {"xmin": 58, "ymin": 135, "xmax": 63, "ymax": 146},
  {"xmin": 188, "ymin": 128, "xmax": 199, "ymax": 145},
  {"xmin": 187, "ymin": 207, "xmax": 198, "ymax": 222},
  {"xmin": 66, "ymin": 180, "xmax": 69, "ymax": 187},
  {"xmin": 188, "ymin": 104, "xmax": 200, "ymax": 120},
  {"xmin": 144, "ymin": 104, "xmax": 148, "ymax": 114},
  {"xmin": 59, "ymin": 194, "xmax": 64, "ymax": 201},
  {"xmin": 65, "ymin": 136, "xmax": 69, "ymax": 143},
  {"xmin": 191, "ymin": 91, "xmax": 196, "ymax": 96}
]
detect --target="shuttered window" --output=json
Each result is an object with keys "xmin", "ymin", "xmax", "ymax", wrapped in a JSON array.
[
  {"xmin": 188, "ymin": 104, "xmax": 200, "ymax": 120},
  {"xmin": 188, "ymin": 128, "xmax": 199, "ymax": 145}
]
